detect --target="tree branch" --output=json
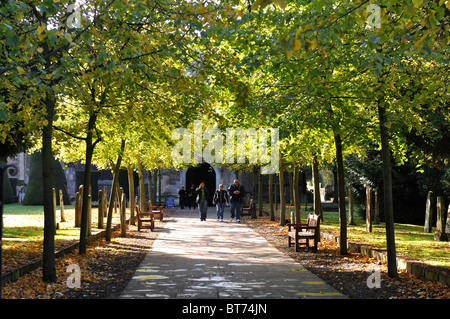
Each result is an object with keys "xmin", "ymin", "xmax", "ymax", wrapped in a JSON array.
[{"xmin": 53, "ymin": 125, "xmax": 87, "ymax": 141}]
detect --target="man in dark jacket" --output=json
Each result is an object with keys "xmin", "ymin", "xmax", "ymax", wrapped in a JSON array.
[
  {"xmin": 213, "ymin": 184, "xmax": 229, "ymax": 222},
  {"xmin": 195, "ymin": 182, "xmax": 209, "ymax": 221},
  {"xmin": 228, "ymin": 179, "xmax": 244, "ymax": 222},
  {"xmin": 178, "ymin": 186, "xmax": 186, "ymax": 209},
  {"xmin": 187, "ymin": 184, "xmax": 196, "ymax": 209}
]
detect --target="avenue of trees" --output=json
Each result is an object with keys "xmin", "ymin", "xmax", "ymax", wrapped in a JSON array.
[{"xmin": 1, "ymin": 0, "xmax": 448, "ymax": 281}]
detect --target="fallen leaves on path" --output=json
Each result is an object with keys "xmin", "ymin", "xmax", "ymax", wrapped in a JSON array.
[{"xmin": 243, "ymin": 215, "xmax": 450, "ymax": 299}]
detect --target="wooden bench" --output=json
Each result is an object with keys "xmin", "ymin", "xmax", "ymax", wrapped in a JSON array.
[
  {"xmin": 287, "ymin": 213, "xmax": 321, "ymax": 252},
  {"xmin": 241, "ymin": 199, "xmax": 255, "ymax": 216},
  {"xmin": 136, "ymin": 204, "xmax": 154, "ymax": 231},
  {"xmin": 148, "ymin": 201, "xmax": 164, "ymax": 221}
]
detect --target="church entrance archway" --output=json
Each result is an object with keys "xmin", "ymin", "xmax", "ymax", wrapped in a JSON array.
[{"xmin": 186, "ymin": 163, "xmax": 216, "ymax": 205}]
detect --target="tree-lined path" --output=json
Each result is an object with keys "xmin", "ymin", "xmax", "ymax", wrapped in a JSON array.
[
  {"xmin": 119, "ymin": 208, "xmax": 345, "ymax": 299},
  {"xmin": 1, "ymin": 0, "xmax": 449, "ymax": 301}
]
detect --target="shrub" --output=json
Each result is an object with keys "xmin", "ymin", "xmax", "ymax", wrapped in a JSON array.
[{"xmin": 22, "ymin": 151, "xmax": 71, "ymax": 205}]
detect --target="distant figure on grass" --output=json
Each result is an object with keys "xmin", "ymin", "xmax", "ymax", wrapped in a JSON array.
[
  {"xmin": 178, "ymin": 186, "xmax": 186, "ymax": 209},
  {"xmin": 196, "ymin": 182, "xmax": 210, "ymax": 221},
  {"xmin": 213, "ymin": 184, "xmax": 229, "ymax": 222},
  {"xmin": 228, "ymin": 179, "xmax": 245, "ymax": 223}
]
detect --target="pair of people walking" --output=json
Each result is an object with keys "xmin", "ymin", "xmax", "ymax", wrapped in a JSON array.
[{"xmin": 194, "ymin": 179, "xmax": 245, "ymax": 222}]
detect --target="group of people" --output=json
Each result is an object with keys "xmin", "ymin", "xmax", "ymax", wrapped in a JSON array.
[{"xmin": 178, "ymin": 179, "xmax": 245, "ymax": 222}]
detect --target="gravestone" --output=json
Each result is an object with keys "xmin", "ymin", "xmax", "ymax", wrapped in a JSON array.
[
  {"xmin": 366, "ymin": 187, "xmax": 372, "ymax": 233},
  {"xmin": 424, "ymin": 191, "xmax": 434, "ymax": 233},
  {"xmin": 446, "ymin": 204, "xmax": 450, "ymax": 235},
  {"xmin": 434, "ymin": 196, "xmax": 448, "ymax": 241}
]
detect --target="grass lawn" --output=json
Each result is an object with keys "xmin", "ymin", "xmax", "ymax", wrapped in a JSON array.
[
  {"xmin": 2, "ymin": 203, "xmax": 122, "ymax": 273},
  {"xmin": 264, "ymin": 203, "xmax": 450, "ymax": 269}
]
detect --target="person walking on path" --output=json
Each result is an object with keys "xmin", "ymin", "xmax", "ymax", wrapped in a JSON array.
[
  {"xmin": 228, "ymin": 179, "xmax": 244, "ymax": 222},
  {"xmin": 213, "ymin": 184, "xmax": 229, "ymax": 222},
  {"xmin": 187, "ymin": 184, "xmax": 196, "ymax": 209},
  {"xmin": 178, "ymin": 186, "xmax": 186, "ymax": 209},
  {"xmin": 196, "ymin": 182, "xmax": 209, "ymax": 221}
]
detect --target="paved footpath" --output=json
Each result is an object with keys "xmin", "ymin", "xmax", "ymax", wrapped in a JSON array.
[{"xmin": 119, "ymin": 208, "xmax": 346, "ymax": 299}]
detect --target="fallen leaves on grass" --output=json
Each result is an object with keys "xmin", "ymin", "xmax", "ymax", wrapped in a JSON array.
[{"xmin": 2, "ymin": 225, "xmax": 158, "ymax": 299}]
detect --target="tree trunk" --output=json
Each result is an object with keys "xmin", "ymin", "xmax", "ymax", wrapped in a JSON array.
[
  {"xmin": 334, "ymin": 133, "xmax": 348, "ymax": 255},
  {"xmin": 106, "ymin": 140, "xmax": 126, "ymax": 242},
  {"xmin": 147, "ymin": 169, "xmax": 153, "ymax": 205},
  {"xmin": 288, "ymin": 171, "xmax": 293, "ymax": 204},
  {"xmin": 42, "ymin": 91, "xmax": 57, "ymax": 282},
  {"xmin": 153, "ymin": 169, "xmax": 157, "ymax": 204},
  {"xmin": 138, "ymin": 162, "xmax": 146, "ymax": 212},
  {"xmin": 127, "ymin": 164, "xmax": 135, "ymax": 225},
  {"xmin": 79, "ymin": 113, "xmax": 97, "ymax": 255},
  {"xmin": 120, "ymin": 193, "xmax": 127, "ymax": 237},
  {"xmin": 312, "ymin": 156, "xmax": 322, "ymax": 219},
  {"xmin": 252, "ymin": 166, "xmax": 257, "ymax": 202},
  {"xmin": 366, "ymin": 187, "xmax": 372, "ymax": 233},
  {"xmin": 52, "ymin": 188, "xmax": 57, "ymax": 233},
  {"xmin": 158, "ymin": 169, "xmax": 162, "ymax": 206},
  {"xmin": 377, "ymin": 100, "xmax": 398, "ymax": 278},
  {"xmin": 294, "ymin": 165, "xmax": 301, "ymax": 223},
  {"xmin": 258, "ymin": 166, "xmax": 262, "ymax": 217},
  {"xmin": 279, "ymin": 153, "xmax": 286, "ymax": 226},
  {"xmin": 87, "ymin": 185, "xmax": 92, "ymax": 237},
  {"xmin": 98, "ymin": 189, "xmax": 104, "ymax": 229},
  {"xmin": 269, "ymin": 173, "xmax": 274, "ymax": 221}
]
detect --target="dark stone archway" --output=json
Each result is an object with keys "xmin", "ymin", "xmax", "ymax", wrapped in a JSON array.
[{"xmin": 186, "ymin": 163, "xmax": 216, "ymax": 205}]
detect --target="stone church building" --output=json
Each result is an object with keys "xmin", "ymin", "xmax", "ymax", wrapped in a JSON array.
[{"xmin": 6, "ymin": 153, "xmax": 256, "ymax": 206}]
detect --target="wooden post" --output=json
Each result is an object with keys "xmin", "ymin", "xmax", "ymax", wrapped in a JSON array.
[
  {"xmin": 87, "ymin": 185, "xmax": 92, "ymax": 236},
  {"xmin": 424, "ymin": 191, "xmax": 434, "ymax": 233},
  {"xmin": 348, "ymin": 187, "xmax": 355, "ymax": 225},
  {"xmin": 374, "ymin": 188, "xmax": 380, "ymax": 224},
  {"xmin": 120, "ymin": 193, "xmax": 127, "ymax": 237},
  {"xmin": 53, "ymin": 188, "xmax": 57, "ymax": 233},
  {"xmin": 366, "ymin": 186, "xmax": 372, "ymax": 232},
  {"xmin": 75, "ymin": 192, "xmax": 80, "ymax": 227},
  {"xmin": 98, "ymin": 189, "xmax": 104, "ymax": 229},
  {"xmin": 59, "ymin": 189, "xmax": 66, "ymax": 222},
  {"xmin": 75, "ymin": 185, "xmax": 83, "ymax": 228}
]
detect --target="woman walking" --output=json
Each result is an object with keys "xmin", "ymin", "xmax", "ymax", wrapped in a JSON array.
[{"xmin": 195, "ymin": 182, "xmax": 209, "ymax": 221}]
